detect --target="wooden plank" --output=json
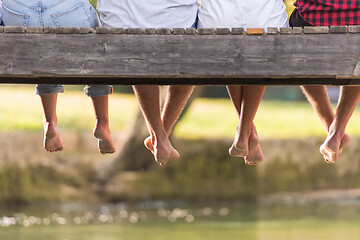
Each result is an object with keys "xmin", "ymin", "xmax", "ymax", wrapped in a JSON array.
[
  {"xmin": 246, "ymin": 28, "xmax": 265, "ymax": 35},
  {"xmin": 354, "ymin": 58, "xmax": 360, "ymax": 76},
  {"xmin": 0, "ymin": 29, "xmax": 359, "ymax": 85}
]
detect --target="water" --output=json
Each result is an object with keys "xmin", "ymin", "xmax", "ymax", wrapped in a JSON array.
[{"xmin": 1, "ymin": 200, "xmax": 360, "ymax": 240}]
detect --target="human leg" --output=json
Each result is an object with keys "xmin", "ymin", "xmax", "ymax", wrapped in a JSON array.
[
  {"xmin": 84, "ymin": 85, "xmax": 115, "ymax": 154},
  {"xmin": 144, "ymin": 85, "xmax": 194, "ymax": 153},
  {"xmin": 226, "ymin": 85, "xmax": 265, "ymax": 165},
  {"xmin": 133, "ymin": 85, "xmax": 180, "ymax": 165},
  {"xmin": 162, "ymin": 85, "xmax": 195, "ymax": 133},
  {"xmin": 301, "ymin": 86, "xmax": 351, "ymax": 155},
  {"xmin": 36, "ymin": 84, "xmax": 64, "ymax": 152},
  {"xmin": 235, "ymin": 86, "xmax": 265, "ymax": 164},
  {"xmin": 40, "ymin": 94, "xmax": 64, "ymax": 152},
  {"xmin": 320, "ymin": 86, "xmax": 360, "ymax": 163},
  {"xmin": 91, "ymin": 95, "xmax": 116, "ymax": 154},
  {"xmin": 226, "ymin": 85, "xmax": 244, "ymax": 156}
]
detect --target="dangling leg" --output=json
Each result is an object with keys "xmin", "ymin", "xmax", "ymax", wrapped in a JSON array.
[
  {"xmin": 144, "ymin": 85, "xmax": 195, "ymax": 153},
  {"xmin": 320, "ymin": 86, "xmax": 360, "ymax": 163},
  {"xmin": 92, "ymin": 95, "xmax": 116, "ymax": 154},
  {"xmin": 301, "ymin": 86, "xmax": 351, "ymax": 160},
  {"xmin": 40, "ymin": 93, "xmax": 64, "ymax": 152},
  {"xmin": 235, "ymin": 85, "xmax": 265, "ymax": 165},
  {"xmin": 227, "ymin": 85, "xmax": 265, "ymax": 165},
  {"xmin": 226, "ymin": 85, "xmax": 244, "ymax": 156},
  {"xmin": 133, "ymin": 85, "xmax": 180, "ymax": 165},
  {"xmin": 85, "ymin": 85, "xmax": 115, "ymax": 154}
]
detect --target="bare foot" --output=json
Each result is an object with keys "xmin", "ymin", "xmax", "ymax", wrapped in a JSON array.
[
  {"xmin": 320, "ymin": 132, "xmax": 341, "ymax": 163},
  {"xmin": 94, "ymin": 122, "xmax": 116, "ymax": 154},
  {"xmin": 229, "ymin": 144, "xmax": 243, "ymax": 157},
  {"xmin": 145, "ymin": 135, "xmax": 180, "ymax": 165},
  {"xmin": 229, "ymin": 126, "xmax": 263, "ymax": 165},
  {"xmin": 144, "ymin": 136, "xmax": 154, "ymax": 152},
  {"xmin": 339, "ymin": 133, "xmax": 351, "ymax": 154},
  {"xmin": 229, "ymin": 125, "xmax": 248, "ymax": 157},
  {"xmin": 244, "ymin": 128, "xmax": 264, "ymax": 165},
  {"xmin": 43, "ymin": 122, "xmax": 64, "ymax": 152},
  {"xmin": 321, "ymin": 133, "xmax": 351, "ymax": 163}
]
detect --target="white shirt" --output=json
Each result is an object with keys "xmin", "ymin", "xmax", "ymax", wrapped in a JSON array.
[
  {"xmin": 97, "ymin": 0, "xmax": 198, "ymax": 28},
  {"xmin": 198, "ymin": 0, "xmax": 288, "ymax": 29}
]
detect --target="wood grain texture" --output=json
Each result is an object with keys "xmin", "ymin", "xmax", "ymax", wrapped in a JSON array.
[{"xmin": 0, "ymin": 32, "xmax": 359, "ymax": 85}]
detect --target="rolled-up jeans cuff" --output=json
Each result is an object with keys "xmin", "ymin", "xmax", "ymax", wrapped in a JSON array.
[
  {"xmin": 84, "ymin": 85, "xmax": 113, "ymax": 97},
  {"xmin": 36, "ymin": 84, "xmax": 65, "ymax": 95}
]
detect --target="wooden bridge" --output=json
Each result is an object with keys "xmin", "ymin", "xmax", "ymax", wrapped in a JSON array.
[{"xmin": 0, "ymin": 25, "xmax": 359, "ymax": 85}]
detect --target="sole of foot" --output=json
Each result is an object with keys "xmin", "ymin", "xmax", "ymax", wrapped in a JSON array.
[
  {"xmin": 145, "ymin": 136, "xmax": 180, "ymax": 165},
  {"xmin": 44, "ymin": 123, "xmax": 64, "ymax": 152},
  {"xmin": 94, "ymin": 129, "xmax": 116, "ymax": 155},
  {"xmin": 244, "ymin": 131, "xmax": 263, "ymax": 165}
]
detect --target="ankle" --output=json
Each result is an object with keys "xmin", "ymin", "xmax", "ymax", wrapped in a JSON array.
[
  {"xmin": 327, "ymin": 124, "xmax": 345, "ymax": 139},
  {"xmin": 95, "ymin": 119, "xmax": 110, "ymax": 129},
  {"xmin": 44, "ymin": 121, "xmax": 58, "ymax": 129}
]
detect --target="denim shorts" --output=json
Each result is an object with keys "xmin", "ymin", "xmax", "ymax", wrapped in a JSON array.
[
  {"xmin": 2, "ymin": 0, "xmax": 112, "ymax": 97},
  {"xmin": 0, "ymin": 2, "xmax": 3, "ymax": 25}
]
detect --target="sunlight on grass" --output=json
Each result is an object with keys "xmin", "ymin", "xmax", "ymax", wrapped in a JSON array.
[
  {"xmin": 0, "ymin": 85, "xmax": 138, "ymax": 132},
  {"xmin": 175, "ymin": 98, "xmax": 360, "ymax": 139},
  {"xmin": 1, "ymin": 86, "xmax": 360, "ymax": 139}
]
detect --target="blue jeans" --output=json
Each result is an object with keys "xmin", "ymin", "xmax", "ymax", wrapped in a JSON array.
[
  {"xmin": 2, "ymin": 0, "xmax": 112, "ymax": 97},
  {"xmin": 0, "ymin": 2, "xmax": 3, "ymax": 26}
]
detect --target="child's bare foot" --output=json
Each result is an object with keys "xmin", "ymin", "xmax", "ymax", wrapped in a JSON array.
[
  {"xmin": 146, "ymin": 135, "xmax": 179, "ymax": 165},
  {"xmin": 244, "ymin": 128, "xmax": 263, "ymax": 165},
  {"xmin": 43, "ymin": 122, "xmax": 64, "ymax": 152},
  {"xmin": 94, "ymin": 122, "xmax": 116, "ymax": 154}
]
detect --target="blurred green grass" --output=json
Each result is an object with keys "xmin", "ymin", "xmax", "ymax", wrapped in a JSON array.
[
  {"xmin": 0, "ymin": 85, "xmax": 138, "ymax": 132},
  {"xmin": 175, "ymin": 98, "xmax": 360, "ymax": 139},
  {"xmin": 1, "ymin": 85, "xmax": 360, "ymax": 139}
]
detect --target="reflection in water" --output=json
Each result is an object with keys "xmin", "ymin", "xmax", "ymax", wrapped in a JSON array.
[
  {"xmin": 0, "ymin": 202, "xmax": 233, "ymax": 228},
  {"xmin": 1, "ymin": 200, "xmax": 360, "ymax": 240}
]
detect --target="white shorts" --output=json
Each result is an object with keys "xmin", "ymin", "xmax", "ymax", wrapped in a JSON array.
[{"xmin": 198, "ymin": 0, "xmax": 289, "ymax": 29}]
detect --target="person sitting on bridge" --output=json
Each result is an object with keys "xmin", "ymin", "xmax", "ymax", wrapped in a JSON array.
[
  {"xmin": 97, "ymin": 0, "xmax": 198, "ymax": 165},
  {"xmin": 2, "ymin": 0, "xmax": 116, "ymax": 154},
  {"xmin": 198, "ymin": 0, "xmax": 289, "ymax": 165},
  {"xmin": 290, "ymin": 0, "xmax": 360, "ymax": 163}
]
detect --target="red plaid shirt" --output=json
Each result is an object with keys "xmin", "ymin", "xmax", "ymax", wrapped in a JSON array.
[{"xmin": 294, "ymin": 0, "xmax": 360, "ymax": 26}]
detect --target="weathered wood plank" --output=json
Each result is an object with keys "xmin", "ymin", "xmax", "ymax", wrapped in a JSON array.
[
  {"xmin": 354, "ymin": 59, "xmax": 360, "ymax": 76},
  {"xmin": 0, "ymin": 30, "xmax": 359, "ymax": 85}
]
